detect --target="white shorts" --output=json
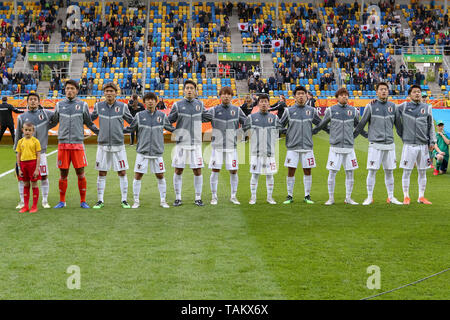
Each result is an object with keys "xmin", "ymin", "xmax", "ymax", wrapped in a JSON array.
[
  {"xmin": 134, "ymin": 153, "xmax": 165, "ymax": 174},
  {"xmin": 39, "ymin": 153, "xmax": 49, "ymax": 176},
  {"xmin": 367, "ymin": 146, "xmax": 396, "ymax": 170},
  {"xmin": 326, "ymin": 149, "xmax": 359, "ymax": 171},
  {"xmin": 400, "ymin": 144, "xmax": 430, "ymax": 170},
  {"xmin": 171, "ymin": 144, "xmax": 204, "ymax": 169},
  {"xmin": 95, "ymin": 145, "xmax": 129, "ymax": 171},
  {"xmin": 209, "ymin": 149, "xmax": 238, "ymax": 170},
  {"xmin": 250, "ymin": 155, "xmax": 277, "ymax": 175},
  {"xmin": 284, "ymin": 150, "xmax": 316, "ymax": 169}
]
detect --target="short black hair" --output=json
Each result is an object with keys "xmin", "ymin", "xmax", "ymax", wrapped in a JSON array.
[
  {"xmin": 408, "ymin": 84, "xmax": 422, "ymax": 95},
  {"xmin": 184, "ymin": 80, "xmax": 197, "ymax": 89},
  {"xmin": 376, "ymin": 82, "xmax": 389, "ymax": 90},
  {"xmin": 65, "ymin": 79, "xmax": 79, "ymax": 90},
  {"xmin": 143, "ymin": 92, "xmax": 158, "ymax": 102},
  {"xmin": 257, "ymin": 94, "xmax": 270, "ymax": 104},
  {"xmin": 27, "ymin": 92, "xmax": 40, "ymax": 101},
  {"xmin": 293, "ymin": 85, "xmax": 307, "ymax": 96}
]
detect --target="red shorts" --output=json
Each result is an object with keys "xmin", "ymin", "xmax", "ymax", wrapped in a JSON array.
[
  {"xmin": 57, "ymin": 145, "xmax": 88, "ymax": 169},
  {"xmin": 19, "ymin": 160, "xmax": 41, "ymax": 182}
]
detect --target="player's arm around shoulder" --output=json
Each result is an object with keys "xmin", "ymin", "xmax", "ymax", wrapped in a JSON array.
[
  {"xmin": 168, "ymin": 101, "xmax": 179, "ymax": 123},
  {"xmin": 122, "ymin": 101, "xmax": 135, "ymax": 124},
  {"xmin": 162, "ymin": 112, "xmax": 176, "ymax": 133},
  {"xmin": 312, "ymin": 106, "xmax": 330, "ymax": 134}
]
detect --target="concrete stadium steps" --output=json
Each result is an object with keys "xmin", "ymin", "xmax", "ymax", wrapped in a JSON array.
[
  {"xmin": 69, "ymin": 53, "xmax": 86, "ymax": 80},
  {"xmin": 37, "ymin": 81, "xmax": 50, "ymax": 96}
]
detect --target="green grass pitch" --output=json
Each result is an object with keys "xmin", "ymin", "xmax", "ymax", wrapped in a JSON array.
[{"xmin": 0, "ymin": 131, "xmax": 448, "ymax": 299}]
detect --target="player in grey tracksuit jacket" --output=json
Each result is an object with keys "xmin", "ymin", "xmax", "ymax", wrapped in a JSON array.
[
  {"xmin": 312, "ymin": 100, "xmax": 362, "ymax": 204},
  {"xmin": 50, "ymin": 96, "xmax": 99, "ymax": 207},
  {"xmin": 168, "ymin": 96, "xmax": 212, "ymax": 205},
  {"xmin": 279, "ymin": 101, "xmax": 324, "ymax": 204},
  {"xmin": 91, "ymin": 100, "xmax": 134, "ymax": 148},
  {"xmin": 243, "ymin": 96, "xmax": 282, "ymax": 204},
  {"xmin": 207, "ymin": 102, "xmax": 247, "ymax": 204},
  {"xmin": 125, "ymin": 103, "xmax": 175, "ymax": 207},
  {"xmin": 14, "ymin": 96, "xmax": 57, "ymax": 207},
  {"xmin": 395, "ymin": 93, "xmax": 436, "ymax": 204},
  {"xmin": 90, "ymin": 98, "xmax": 134, "ymax": 207},
  {"xmin": 353, "ymin": 97, "xmax": 403, "ymax": 205},
  {"xmin": 51, "ymin": 98, "xmax": 99, "ymax": 144}
]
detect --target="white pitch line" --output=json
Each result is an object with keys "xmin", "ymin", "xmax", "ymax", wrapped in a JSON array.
[{"xmin": 0, "ymin": 149, "xmax": 58, "ymax": 178}]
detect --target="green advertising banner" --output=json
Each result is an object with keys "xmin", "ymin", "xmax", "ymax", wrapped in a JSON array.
[
  {"xmin": 28, "ymin": 53, "xmax": 71, "ymax": 62},
  {"xmin": 404, "ymin": 54, "xmax": 443, "ymax": 63},
  {"xmin": 218, "ymin": 53, "xmax": 260, "ymax": 62}
]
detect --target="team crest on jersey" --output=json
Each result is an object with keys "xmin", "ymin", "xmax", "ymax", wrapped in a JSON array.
[
  {"xmin": 231, "ymin": 110, "xmax": 236, "ymax": 116},
  {"xmin": 39, "ymin": 114, "xmax": 44, "ymax": 121},
  {"xmin": 268, "ymin": 117, "xmax": 273, "ymax": 123},
  {"xmin": 157, "ymin": 116, "xmax": 161, "ymax": 123},
  {"xmin": 115, "ymin": 106, "xmax": 120, "ymax": 113},
  {"xmin": 306, "ymin": 110, "xmax": 311, "ymax": 116},
  {"xmin": 420, "ymin": 108, "xmax": 425, "ymax": 114},
  {"xmin": 75, "ymin": 105, "xmax": 81, "ymax": 110},
  {"xmin": 196, "ymin": 105, "xmax": 201, "ymax": 111},
  {"xmin": 347, "ymin": 110, "xmax": 352, "ymax": 116},
  {"xmin": 388, "ymin": 106, "xmax": 393, "ymax": 113}
]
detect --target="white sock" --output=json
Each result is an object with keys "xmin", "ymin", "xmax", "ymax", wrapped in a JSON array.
[
  {"xmin": 173, "ymin": 173, "xmax": 182, "ymax": 200},
  {"xmin": 119, "ymin": 175, "xmax": 128, "ymax": 202},
  {"xmin": 41, "ymin": 178, "xmax": 49, "ymax": 202},
  {"xmin": 286, "ymin": 176, "xmax": 295, "ymax": 197},
  {"xmin": 133, "ymin": 178, "xmax": 141, "ymax": 203},
  {"xmin": 97, "ymin": 175, "xmax": 106, "ymax": 202},
  {"xmin": 158, "ymin": 178, "xmax": 167, "ymax": 201},
  {"xmin": 366, "ymin": 169, "xmax": 377, "ymax": 199},
  {"xmin": 230, "ymin": 173, "xmax": 238, "ymax": 197},
  {"xmin": 402, "ymin": 169, "xmax": 412, "ymax": 198},
  {"xmin": 266, "ymin": 175, "xmax": 274, "ymax": 199},
  {"xmin": 250, "ymin": 173, "xmax": 259, "ymax": 197},
  {"xmin": 210, "ymin": 171, "xmax": 219, "ymax": 198},
  {"xmin": 327, "ymin": 170, "xmax": 337, "ymax": 200},
  {"xmin": 194, "ymin": 175, "xmax": 203, "ymax": 200},
  {"xmin": 418, "ymin": 169, "xmax": 427, "ymax": 198},
  {"xmin": 303, "ymin": 174, "xmax": 312, "ymax": 197},
  {"xmin": 18, "ymin": 180, "xmax": 24, "ymax": 203},
  {"xmin": 384, "ymin": 169, "xmax": 394, "ymax": 199},
  {"xmin": 345, "ymin": 170, "xmax": 354, "ymax": 199}
]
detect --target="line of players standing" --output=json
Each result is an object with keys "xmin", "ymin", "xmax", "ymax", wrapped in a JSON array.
[{"xmin": 12, "ymin": 79, "xmax": 437, "ymax": 211}]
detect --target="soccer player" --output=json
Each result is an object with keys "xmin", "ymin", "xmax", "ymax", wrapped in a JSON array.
[
  {"xmin": 353, "ymin": 82, "xmax": 403, "ymax": 205},
  {"xmin": 14, "ymin": 93, "xmax": 57, "ymax": 209},
  {"xmin": 433, "ymin": 120, "xmax": 449, "ymax": 175},
  {"xmin": 280, "ymin": 85, "xmax": 324, "ymax": 205},
  {"xmin": 312, "ymin": 88, "xmax": 361, "ymax": 205},
  {"xmin": 125, "ymin": 92, "xmax": 175, "ymax": 208},
  {"xmin": 396, "ymin": 85, "xmax": 436, "ymax": 205},
  {"xmin": 421, "ymin": 91, "xmax": 434, "ymax": 168},
  {"xmin": 90, "ymin": 83, "xmax": 134, "ymax": 209},
  {"xmin": 50, "ymin": 80, "xmax": 99, "ymax": 209},
  {"xmin": 243, "ymin": 94, "xmax": 282, "ymax": 205},
  {"xmin": 15, "ymin": 122, "xmax": 41, "ymax": 213},
  {"xmin": 168, "ymin": 80, "xmax": 212, "ymax": 206},
  {"xmin": 207, "ymin": 86, "xmax": 247, "ymax": 205}
]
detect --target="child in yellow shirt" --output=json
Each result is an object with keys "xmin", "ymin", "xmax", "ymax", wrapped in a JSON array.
[{"xmin": 16, "ymin": 122, "xmax": 41, "ymax": 213}]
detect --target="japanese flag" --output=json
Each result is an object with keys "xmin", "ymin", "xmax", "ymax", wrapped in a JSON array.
[
  {"xmin": 361, "ymin": 25, "xmax": 369, "ymax": 32},
  {"xmin": 272, "ymin": 39, "xmax": 284, "ymax": 48},
  {"xmin": 237, "ymin": 23, "xmax": 248, "ymax": 31},
  {"xmin": 366, "ymin": 34, "xmax": 374, "ymax": 39}
]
